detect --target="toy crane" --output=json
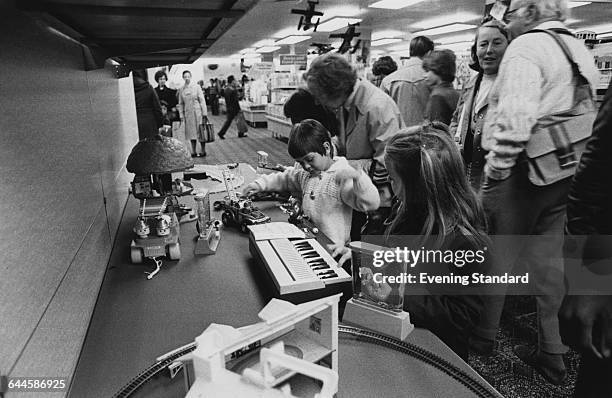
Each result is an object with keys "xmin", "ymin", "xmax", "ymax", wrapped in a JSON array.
[{"xmin": 194, "ymin": 189, "xmax": 222, "ymax": 255}]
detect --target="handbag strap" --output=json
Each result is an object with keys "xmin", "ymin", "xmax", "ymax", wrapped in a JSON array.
[{"xmin": 525, "ymin": 28, "xmax": 591, "ymax": 169}]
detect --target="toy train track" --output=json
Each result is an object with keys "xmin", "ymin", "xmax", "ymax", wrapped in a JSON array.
[{"xmin": 113, "ymin": 325, "xmax": 499, "ymax": 398}]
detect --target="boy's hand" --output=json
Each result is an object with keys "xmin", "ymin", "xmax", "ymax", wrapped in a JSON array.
[
  {"xmin": 335, "ymin": 168, "xmax": 361, "ymax": 184},
  {"xmin": 242, "ymin": 182, "xmax": 261, "ymax": 197}
]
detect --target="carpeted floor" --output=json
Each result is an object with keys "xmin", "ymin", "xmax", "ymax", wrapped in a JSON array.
[{"xmin": 196, "ymin": 113, "xmax": 580, "ymax": 398}]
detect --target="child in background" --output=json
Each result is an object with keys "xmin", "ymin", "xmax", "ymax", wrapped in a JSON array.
[{"xmin": 243, "ymin": 119, "xmax": 380, "ymax": 247}]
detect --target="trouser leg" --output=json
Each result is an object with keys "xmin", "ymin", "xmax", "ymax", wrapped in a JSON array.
[{"xmin": 218, "ymin": 112, "xmax": 236, "ymax": 137}]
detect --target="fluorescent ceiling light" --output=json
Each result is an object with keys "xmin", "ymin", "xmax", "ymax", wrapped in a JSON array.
[
  {"xmin": 436, "ymin": 32, "xmax": 476, "ymax": 45},
  {"xmin": 438, "ymin": 41, "xmax": 473, "ymax": 52},
  {"xmin": 317, "ymin": 17, "xmax": 362, "ymax": 32},
  {"xmin": 412, "ymin": 12, "xmax": 480, "ymax": 30},
  {"xmin": 577, "ymin": 23, "xmax": 612, "ymax": 34},
  {"xmin": 372, "ymin": 29, "xmax": 405, "ymax": 41},
  {"xmin": 371, "ymin": 38, "xmax": 403, "ymax": 46},
  {"xmin": 240, "ymin": 47, "xmax": 256, "ymax": 54},
  {"xmin": 565, "ymin": 18, "xmax": 581, "ymax": 26},
  {"xmin": 275, "ymin": 35, "xmax": 312, "ymax": 45},
  {"xmin": 322, "ymin": 5, "xmax": 362, "ymax": 18},
  {"xmin": 568, "ymin": 1, "xmax": 591, "ymax": 8},
  {"xmin": 414, "ymin": 23, "xmax": 477, "ymax": 37},
  {"xmin": 252, "ymin": 39, "xmax": 276, "ymax": 47},
  {"xmin": 369, "ymin": 0, "xmax": 425, "ymax": 10},
  {"xmin": 274, "ymin": 27, "xmax": 302, "ymax": 38},
  {"xmin": 255, "ymin": 46, "xmax": 281, "ymax": 53}
]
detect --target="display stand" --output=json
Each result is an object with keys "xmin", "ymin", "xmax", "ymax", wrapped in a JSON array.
[
  {"xmin": 342, "ymin": 241, "xmax": 414, "ymax": 341},
  {"xmin": 343, "ymin": 298, "xmax": 413, "ymax": 341}
]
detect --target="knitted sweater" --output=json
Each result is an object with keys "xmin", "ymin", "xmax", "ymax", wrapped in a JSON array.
[{"xmin": 254, "ymin": 157, "xmax": 380, "ymax": 246}]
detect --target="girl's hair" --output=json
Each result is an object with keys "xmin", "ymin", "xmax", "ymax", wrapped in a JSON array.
[
  {"xmin": 384, "ymin": 122, "xmax": 487, "ymax": 247},
  {"xmin": 287, "ymin": 119, "xmax": 333, "ymax": 159},
  {"xmin": 372, "ymin": 56, "xmax": 398, "ymax": 77},
  {"xmin": 154, "ymin": 70, "xmax": 168, "ymax": 83},
  {"xmin": 182, "ymin": 70, "xmax": 191, "ymax": 77}
]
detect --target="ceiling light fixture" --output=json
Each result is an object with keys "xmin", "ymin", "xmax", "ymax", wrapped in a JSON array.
[
  {"xmin": 437, "ymin": 41, "xmax": 473, "ymax": 52},
  {"xmin": 317, "ymin": 17, "xmax": 362, "ymax": 32},
  {"xmin": 412, "ymin": 12, "xmax": 480, "ymax": 30},
  {"xmin": 275, "ymin": 35, "xmax": 312, "ymax": 45},
  {"xmin": 322, "ymin": 5, "xmax": 362, "ymax": 18},
  {"xmin": 435, "ymin": 32, "xmax": 477, "ymax": 45},
  {"xmin": 568, "ymin": 1, "xmax": 591, "ymax": 8},
  {"xmin": 413, "ymin": 23, "xmax": 477, "ymax": 37},
  {"xmin": 255, "ymin": 46, "xmax": 281, "ymax": 53},
  {"xmin": 371, "ymin": 38, "xmax": 403, "ymax": 46},
  {"xmin": 576, "ymin": 23, "xmax": 612, "ymax": 34},
  {"xmin": 252, "ymin": 39, "xmax": 276, "ymax": 47},
  {"xmin": 371, "ymin": 29, "xmax": 405, "ymax": 41},
  {"xmin": 369, "ymin": 0, "xmax": 425, "ymax": 10}
]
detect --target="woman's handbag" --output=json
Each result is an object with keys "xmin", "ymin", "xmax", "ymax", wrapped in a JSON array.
[
  {"xmin": 198, "ymin": 118, "xmax": 215, "ymax": 143},
  {"xmin": 524, "ymin": 29, "xmax": 597, "ymax": 186}
]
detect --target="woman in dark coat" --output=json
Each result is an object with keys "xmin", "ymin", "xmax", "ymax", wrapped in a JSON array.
[{"xmin": 133, "ymin": 69, "xmax": 163, "ymax": 140}]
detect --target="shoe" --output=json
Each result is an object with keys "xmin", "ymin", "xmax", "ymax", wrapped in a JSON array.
[
  {"xmin": 217, "ymin": 133, "xmax": 225, "ymax": 140},
  {"xmin": 198, "ymin": 152, "xmax": 206, "ymax": 157},
  {"xmin": 469, "ymin": 335, "xmax": 495, "ymax": 356},
  {"xmin": 191, "ymin": 154, "xmax": 197, "ymax": 158},
  {"xmin": 238, "ymin": 133, "xmax": 248, "ymax": 138},
  {"xmin": 513, "ymin": 345, "xmax": 567, "ymax": 385}
]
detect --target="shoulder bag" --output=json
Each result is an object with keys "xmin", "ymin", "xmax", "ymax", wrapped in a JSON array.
[{"xmin": 523, "ymin": 29, "xmax": 597, "ymax": 186}]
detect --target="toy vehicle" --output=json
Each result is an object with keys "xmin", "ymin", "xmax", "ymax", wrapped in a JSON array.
[
  {"xmin": 130, "ymin": 196, "xmax": 181, "ymax": 265},
  {"xmin": 213, "ymin": 170, "xmax": 271, "ymax": 233}
]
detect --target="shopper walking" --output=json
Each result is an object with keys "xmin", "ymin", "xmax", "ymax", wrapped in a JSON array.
[
  {"xmin": 217, "ymin": 75, "xmax": 247, "ymax": 139},
  {"xmin": 478, "ymin": 0, "xmax": 599, "ymax": 384},
  {"xmin": 177, "ymin": 70, "xmax": 208, "ymax": 157}
]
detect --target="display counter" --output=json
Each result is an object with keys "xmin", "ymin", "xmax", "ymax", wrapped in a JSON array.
[{"xmin": 69, "ymin": 164, "xmax": 501, "ymax": 398}]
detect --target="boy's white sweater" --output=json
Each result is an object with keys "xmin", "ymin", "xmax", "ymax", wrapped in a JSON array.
[{"xmin": 253, "ymin": 157, "xmax": 380, "ymax": 246}]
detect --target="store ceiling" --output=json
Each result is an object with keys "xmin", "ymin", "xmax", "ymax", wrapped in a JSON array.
[
  {"xmin": 205, "ymin": 0, "xmax": 612, "ymax": 59},
  {"xmin": 17, "ymin": 0, "xmax": 612, "ymax": 68},
  {"xmin": 18, "ymin": 0, "xmax": 258, "ymax": 68}
]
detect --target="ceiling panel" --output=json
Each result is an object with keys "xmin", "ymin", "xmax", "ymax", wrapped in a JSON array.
[{"xmin": 205, "ymin": 0, "xmax": 612, "ymax": 58}]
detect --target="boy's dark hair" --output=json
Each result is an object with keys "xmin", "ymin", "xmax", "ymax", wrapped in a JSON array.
[
  {"xmin": 288, "ymin": 119, "xmax": 333, "ymax": 159},
  {"xmin": 423, "ymin": 49, "xmax": 457, "ymax": 83},
  {"xmin": 182, "ymin": 70, "xmax": 191, "ymax": 77},
  {"xmin": 283, "ymin": 89, "xmax": 337, "ymax": 134},
  {"xmin": 227, "ymin": 75, "xmax": 235, "ymax": 84},
  {"xmin": 410, "ymin": 36, "xmax": 434, "ymax": 58},
  {"xmin": 154, "ymin": 70, "xmax": 168, "ymax": 83}
]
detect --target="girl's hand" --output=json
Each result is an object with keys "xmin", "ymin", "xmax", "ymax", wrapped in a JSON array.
[{"xmin": 328, "ymin": 243, "xmax": 352, "ymax": 268}]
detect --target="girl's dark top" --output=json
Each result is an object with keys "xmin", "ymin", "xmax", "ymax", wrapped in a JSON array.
[
  {"xmin": 387, "ymin": 222, "xmax": 488, "ymax": 360},
  {"xmin": 425, "ymin": 82, "xmax": 460, "ymax": 127},
  {"xmin": 155, "ymin": 86, "xmax": 178, "ymax": 109}
]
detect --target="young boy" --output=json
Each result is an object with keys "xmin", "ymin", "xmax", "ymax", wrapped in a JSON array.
[{"xmin": 243, "ymin": 119, "xmax": 380, "ymax": 247}]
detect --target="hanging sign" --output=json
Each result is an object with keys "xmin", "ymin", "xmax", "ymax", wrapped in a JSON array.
[{"xmin": 279, "ymin": 54, "xmax": 308, "ymax": 67}]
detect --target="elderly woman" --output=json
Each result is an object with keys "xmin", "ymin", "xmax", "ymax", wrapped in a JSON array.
[
  {"xmin": 450, "ymin": 20, "xmax": 510, "ymax": 192},
  {"xmin": 422, "ymin": 49, "xmax": 460, "ymax": 126},
  {"xmin": 177, "ymin": 70, "xmax": 208, "ymax": 157}
]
